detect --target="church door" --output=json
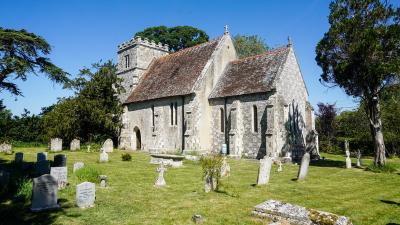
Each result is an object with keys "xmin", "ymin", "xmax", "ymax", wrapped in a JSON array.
[{"xmin": 134, "ymin": 127, "xmax": 141, "ymax": 150}]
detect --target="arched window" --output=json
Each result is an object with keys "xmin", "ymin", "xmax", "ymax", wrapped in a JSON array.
[
  {"xmin": 220, "ymin": 108, "xmax": 224, "ymax": 133},
  {"xmin": 253, "ymin": 105, "xmax": 258, "ymax": 132}
]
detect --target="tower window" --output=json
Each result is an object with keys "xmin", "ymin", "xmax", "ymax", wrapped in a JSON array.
[
  {"xmin": 125, "ymin": 55, "xmax": 130, "ymax": 68},
  {"xmin": 253, "ymin": 105, "xmax": 258, "ymax": 133},
  {"xmin": 220, "ymin": 108, "xmax": 224, "ymax": 133}
]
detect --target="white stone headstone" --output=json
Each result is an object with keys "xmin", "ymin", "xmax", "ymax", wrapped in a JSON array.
[
  {"xmin": 297, "ymin": 152, "xmax": 310, "ymax": 180},
  {"xmin": 0, "ymin": 143, "xmax": 12, "ymax": 154},
  {"xmin": 257, "ymin": 156, "xmax": 272, "ymax": 185},
  {"xmin": 50, "ymin": 138, "xmax": 62, "ymax": 152},
  {"xmin": 102, "ymin": 139, "xmax": 113, "ymax": 153},
  {"xmin": 345, "ymin": 140, "xmax": 351, "ymax": 169},
  {"xmin": 73, "ymin": 162, "xmax": 84, "ymax": 173},
  {"xmin": 356, "ymin": 150, "xmax": 362, "ymax": 168},
  {"xmin": 31, "ymin": 174, "xmax": 60, "ymax": 212},
  {"xmin": 154, "ymin": 164, "xmax": 167, "ymax": 187},
  {"xmin": 76, "ymin": 182, "xmax": 95, "ymax": 208},
  {"xmin": 221, "ymin": 157, "xmax": 230, "ymax": 177},
  {"xmin": 50, "ymin": 167, "xmax": 68, "ymax": 189},
  {"xmin": 99, "ymin": 151, "xmax": 108, "ymax": 163},
  {"xmin": 70, "ymin": 139, "xmax": 80, "ymax": 151},
  {"xmin": 277, "ymin": 161, "xmax": 283, "ymax": 173}
]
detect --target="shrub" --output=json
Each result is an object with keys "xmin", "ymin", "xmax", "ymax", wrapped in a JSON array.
[
  {"xmin": 75, "ymin": 166, "xmax": 101, "ymax": 183},
  {"xmin": 14, "ymin": 178, "xmax": 32, "ymax": 202},
  {"xmin": 366, "ymin": 163, "xmax": 398, "ymax": 174},
  {"xmin": 121, "ymin": 153, "xmax": 132, "ymax": 161},
  {"xmin": 200, "ymin": 153, "xmax": 223, "ymax": 191}
]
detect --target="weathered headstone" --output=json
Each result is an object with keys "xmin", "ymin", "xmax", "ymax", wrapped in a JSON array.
[
  {"xmin": 37, "ymin": 152, "xmax": 48, "ymax": 162},
  {"xmin": 50, "ymin": 138, "xmax": 62, "ymax": 152},
  {"xmin": 31, "ymin": 174, "xmax": 60, "ymax": 212},
  {"xmin": 0, "ymin": 170, "xmax": 10, "ymax": 192},
  {"xmin": 76, "ymin": 182, "xmax": 95, "ymax": 208},
  {"xmin": 99, "ymin": 151, "xmax": 108, "ymax": 163},
  {"xmin": 277, "ymin": 161, "xmax": 283, "ymax": 173},
  {"xmin": 15, "ymin": 152, "xmax": 24, "ymax": 163},
  {"xmin": 99, "ymin": 175, "xmax": 107, "ymax": 188},
  {"xmin": 257, "ymin": 156, "xmax": 272, "ymax": 185},
  {"xmin": 154, "ymin": 163, "xmax": 167, "ymax": 187},
  {"xmin": 53, "ymin": 154, "xmax": 67, "ymax": 167},
  {"xmin": 221, "ymin": 157, "xmax": 230, "ymax": 177},
  {"xmin": 0, "ymin": 143, "xmax": 12, "ymax": 154},
  {"xmin": 221, "ymin": 144, "xmax": 227, "ymax": 155},
  {"xmin": 345, "ymin": 140, "xmax": 352, "ymax": 169},
  {"xmin": 50, "ymin": 167, "xmax": 68, "ymax": 189},
  {"xmin": 35, "ymin": 160, "xmax": 50, "ymax": 176},
  {"xmin": 356, "ymin": 150, "xmax": 362, "ymax": 168},
  {"xmin": 102, "ymin": 139, "xmax": 113, "ymax": 153},
  {"xmin": 192, "ymin": 214, "xmax": 204, "ymax": 224},
  {"xmin": 204, "ymin": 171, "xmax": 213, "ymax": 193},
  {"xmin": 87, "ymin": 145, "xmax": 91, "ymax": 153},
  {"xmin": 70, "ymin": 139, "xmax": 80, "ymax": 151},
  {"xmin": 73, "ymin": 162, "xmax": 84, "ymax": 173},
  {"xmin": 297, "ymin": 152, "xmax": 310, "ymax": 180}
]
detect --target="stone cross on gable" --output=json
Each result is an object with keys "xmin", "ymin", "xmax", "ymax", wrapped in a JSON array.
[{"xmin": 224, "ymin": 25, "xmax": 229, "ymax": 35}]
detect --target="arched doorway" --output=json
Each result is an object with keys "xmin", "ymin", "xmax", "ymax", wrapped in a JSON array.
[{"xmin": 134, "ymin": 126, "xmax": 141, "ymax": 150}]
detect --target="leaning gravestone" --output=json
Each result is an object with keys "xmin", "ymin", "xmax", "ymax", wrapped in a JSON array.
[
  {"xmin": 53, "ymin": 154, "xmax": 67, "ymax": 167},
  {"xmin": 37, "ymin": 152, "xmax": 48, "ymax": 162},
  {"xmin": 35, "ymin": 160, "xmax": 50, "ymax": 176},
  {"xmin": 50, "ymin": 167, "xmax": 68, "ymax": 189},
  {"xmin": 31, "ymin": 174, "xmax": 60, "ymax": 212},
  {"xmin": 73, "ymin": 162, "xmax": 84, "ymax": 173},
  {"xmin": 154, "ymin": 164, "xmax": 167, "ymax": 187},
  {"xmin": 204, "ymin": 171, "xmax": 215, "ymax": 193},
  {"xmin": 0, "ymin": 143, "xmax": 12, "ymax": 154},
  {"xmin": 76, "ymin": 182, "xmax": 96, "ymax": 208},
  {"xmin": 257, "ymin": 156, "xmax": 272, "ymax": 185},
  {"xmin": 15, "ymin": 152, "xmax": 24, "ymax": 163},
  {"xmin": 70, "ymin": 139, "xmax": 80, "ymax": 151},
  {"xmin": 102, "ymin": 139, "xmax": 113, "ymax": 153},
  {"xmin": 99, "ymin": 151, "xmax": 109, "ymax": 163},
  {"xmin": 356, "ymin": 150, "xmax": 362, "ymax": 168},
  {"xmin": 345, "ymin": 140, "xmax": 352, "ymax": 169},
  {"xmin": 297, "ymin": 152, "xmax": 310, "ymax": 181},
  {"xmin": 50, "ymin": 138, "xmax": 62, "ymax": 152}
]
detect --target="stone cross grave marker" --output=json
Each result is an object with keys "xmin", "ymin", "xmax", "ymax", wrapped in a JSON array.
[
  {"xmin": 50, "ymin": 167, "xmax": 68, "ymax": 189},
  {"xmin": 257, "ymin": 156, "xmax": 272, "ymax": 185},
  {"xmin": 297, "ymin": 152, "xmax": 310, "ymax": 180},
  {"xmin": 15, "ymin": 152, "xmax": 23, "ymax": 163},
  {"xmin": 154, "ymin": 163, "xmax": 167, "ymax": 187},
  {"xmin": 53, "ymin": 154, "xmax": 67, "ymax": 167},
  {"xmin": 345, "ymin": 140, "xmax": 352, "ymax": 169},
  {"xmin": 37, "ymin": 152, "xmax": 48, "ymax": 162},
  {"xmin": 31, "ymin": 174, "xmax": 60, "ymax": 212},
  {"xmin": 70, "ymin": 139, "xmax": 80, "ymax": 151},
  {"xmin": 76, "ymin": 182, "xmax": 95, "ymax": 208},
  {"xmin": 277, "ymin": 161, "xmax": 283, "ymax": 173},
  {"xmin": 99, "ymin": 151, "xmax": 108, "ymax": 163},
  {"xmin": 356, "ymin": 150, "xmax": 362, "ymax": 168},
  {"xmin": 73, "ymin": 162, "xmax": 84, "ymax": 173},
  {"xmin": 50, "ymin": 138, "xmax": 62, "ymax": 152},
  {"xmin": 102, "ymin": 139, "xmax": 113, "ymax": 153}
]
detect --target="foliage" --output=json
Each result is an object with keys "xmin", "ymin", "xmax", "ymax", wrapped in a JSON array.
[
  {"xmin": 315, "ymin": 0, "xmax": 400, "ymax": 165},
  {"xmin": 366, "ymin": 162, "xmax": 399, "ymax": 173},
  {"xmin": 0, "ymin": 27, "xmax": 69, "ymax": 96},
  {"xmin": 315, "ymin": 102, "xmax": 338, "ymax": 151},
  {"xmin": 121, "ymin": 153, "xmax": 132, "ymax": 161},
  {"xmin": 233, "ymin": 34, "xmax": 269, "ymax": 58},
  {"xmin": 135, "ymin": 26, "xmax": 209, "ymax": 52},
  {"xmin": 14, "ymin": 178, "xmax": 32, "ymax": 202},
  {"xmin": 43, "ymin": 61, "xmax": 123, "ymax": 143},
  {"xmin": 75, "ymin": 166, "xmax": 101, "ymax": 183},
  {"xmin": 200, "ymin": 153, "xmax": 223, "ymax": 191}
]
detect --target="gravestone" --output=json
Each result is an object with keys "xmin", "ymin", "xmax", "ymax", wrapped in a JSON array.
[
  {"xmin": 257, "ymin": 156, "xmax": 272, "ymax": 185},
  {"xmin": 99, "ymin": 151, "xmax": 108, "ymax": 163},
  {"xmin": 31, "ymin": 174, "xmax": 60, "ymax": 212},
  {"xmin": 70, "ymin": 139, "xmax": 80, "ymax": 151},
  {"xmin": 102, "ymin": 139, "xmax": 113, "ymax": 153},
  {"xmin": 154, "ymin": 164, "xmax": 167, "ymax": 187},
  {"xmin": 50, "ymin": 167, "xmax": 68, "ymax": 189},
  {"xmin": 0, "ymin": 170, "xmax": 10, "ymax": 192},
  {"xmin": 35, "ymin": 160, "xmax": 50, "ymax": 176},
  {"xmin": 297, "ymin": 152, "xmax": 310, "ymax": 180},
  {"xmin": 221, "ymin": 144, "xmax": 227, "ymax": 155},
  {"xmin": 277, "ymin": 161, "xmax": 283, "ymax": 173},
  {"xmin": 99, "ymin": 175, "xmax": 107, "ymax": 188},
  {"xmin": 53, "ymin": 154, "xmax": 67, "ymax": 167},
  {"xmin": 356, "ymin": 150, "xmax": 362, "ymax": 168},
  {"xmin": 87, "ymin": 145, "xmax": 91, "ymax": 153},
  {"xmin": 73, "ymin": 162, "xmax": 84, "ymax": 173},
  {"xmin": 50, "ymin": 138, "xmax": 62, "ymax": 152},
  {"xmin": 15, "ymin": 152, "xmax": 24, "ymax": 163},
  {"xmin": 37, "ymin": 152, "xmax": 48, "ymax": 162},
  {"xmin": 345, "ymin": 140, "xmax": 352, "ymax": 169},
  {"xmin": 0, "ymin": 143, "xmax": 12, "ymax": 154},
  {"xmin": 221, "ymin": 157, "xmax": 230, "ymax": 177},
  {"xmin": 204, "ymin": 171, "xmax": 213, "ymax": 193},
  {"xmin": 76, "ymin": 182, "xmax": 95, "ymax": 208}
]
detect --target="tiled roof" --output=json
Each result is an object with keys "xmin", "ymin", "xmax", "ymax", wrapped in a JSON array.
[
  {"xmin": 124, "ymin": 38, "xmax": 221, "ymax": 104},
  {"xmin": 209, "ymin": 47, "xmax": 290, "ymax": 99}
]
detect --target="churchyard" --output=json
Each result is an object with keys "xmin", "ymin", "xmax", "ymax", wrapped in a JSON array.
[{"xmin": 0, "ymin": 147, "xmax": 399, "ymax": 225}]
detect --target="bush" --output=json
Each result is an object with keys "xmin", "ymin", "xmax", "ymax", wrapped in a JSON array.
[
  {"xmin": 14, "ymin": 178, "xmax": 32, "ymax": 202},
  {"xmin": 75, "ymin": 166, "xmax": 101, "ymax": 183},
  {"xmin": 121, "ymin": 153, "xmax": 132, "ymax": 161},
  {"xmin": 366, "ymin": 163, "xmax": 398, "ymax": 174},
  {"xmin": 200, "ymin": 153, "xmax": 223, "ymax": 191}
]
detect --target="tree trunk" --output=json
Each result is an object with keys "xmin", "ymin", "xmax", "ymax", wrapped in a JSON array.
[{"xmin": 366, "ymin": 97, "xmax": 386, "ymax": 166}]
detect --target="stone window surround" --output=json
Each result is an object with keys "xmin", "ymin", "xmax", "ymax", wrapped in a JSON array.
[
  {"xmin": 252, "ymin": 105, "xmax": 259, "ymax": 133},
  {"xmin": 124, "ymin": 54, "xmax": 130, "ymax": 68}
]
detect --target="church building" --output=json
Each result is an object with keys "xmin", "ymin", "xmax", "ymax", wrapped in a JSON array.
[{"xmin": 117, "ymin": 28, "xmax": 317, "ymax": 160}]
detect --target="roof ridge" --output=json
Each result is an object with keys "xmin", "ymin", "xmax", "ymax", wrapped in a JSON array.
[{"xmin": 231, "ymin": 46, "xmax": 289, "ymax": 64}]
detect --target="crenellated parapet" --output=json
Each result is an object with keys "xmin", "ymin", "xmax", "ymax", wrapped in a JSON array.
[{"xmin": 118, "ymin": 36, "xmax": 169, "ymax": 52}]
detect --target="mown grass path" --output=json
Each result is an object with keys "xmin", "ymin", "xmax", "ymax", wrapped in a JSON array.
[{"xmin": 0, "ymin": 148, "xmax": 399, "ymax": 225}]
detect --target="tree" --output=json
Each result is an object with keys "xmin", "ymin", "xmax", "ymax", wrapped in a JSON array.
[
  {"xmin": 135, "ymin": 26, "xmax": 209, "ymax": 52},
  {"xmin": 315, "ymin": 103, "xmax": 338, "ymax": 151},
  {"xmin": 315, "ymin": 0, "xmax": 400, "ymax": 166},
  {"xmin": 0, "ymin": 27, "xmax": 69, "ymax": 96},
  {"xmin": 233, "ymin": 34, "xmax": 269, "ymax": 59}
]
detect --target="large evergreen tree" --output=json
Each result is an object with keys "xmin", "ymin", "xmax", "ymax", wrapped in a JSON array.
[
  {"xmin": 316, "ymin": 0, "xmax": 400, "ymax": 166},
  {"xmin": 233, "ymin": 34, "xmax": 269, "ymax": 59}
]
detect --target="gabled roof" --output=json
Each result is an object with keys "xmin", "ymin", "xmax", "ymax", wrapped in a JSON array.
[
  {"xmin": 124, "ymin": 37, "xmax": 222, "ymax": 104},
  {"xmin": 208, "ymin": 46, "xmax": 290, "ymax": 99}
]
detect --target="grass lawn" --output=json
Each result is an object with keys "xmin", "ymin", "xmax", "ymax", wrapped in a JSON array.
[{"xmin": 0, "ymin": 148, "xmax": 399, "ymax": 225}]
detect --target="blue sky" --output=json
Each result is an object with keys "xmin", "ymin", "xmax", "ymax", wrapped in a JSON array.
[{"xmin": 2, "ymin": 0, "xmax": 361, "ymax": 115}]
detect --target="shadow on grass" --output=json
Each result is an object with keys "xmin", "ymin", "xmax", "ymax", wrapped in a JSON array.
[
  {"xmin": 310, "ymin": 158, "xmax": 345, "ymax": 168},
  {"xmin": 0, "ymin": 159, "xmax": 79, "ymax": 225},
  {"xmin": 386, "ymin": 223, "xmax": 400, "ymax": 225},
  {"xmin": 381, "ymin": 200, "xmax": 400, "ymax": 206}
]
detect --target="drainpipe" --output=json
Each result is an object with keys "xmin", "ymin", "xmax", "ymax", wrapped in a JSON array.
[
  {"xmin": 224, "ymin": 97, "xmax": 229, "ymax": 155},
  {"xmin": 181, "ymin": 95, "xmax": 185, "ymax": 152}
]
